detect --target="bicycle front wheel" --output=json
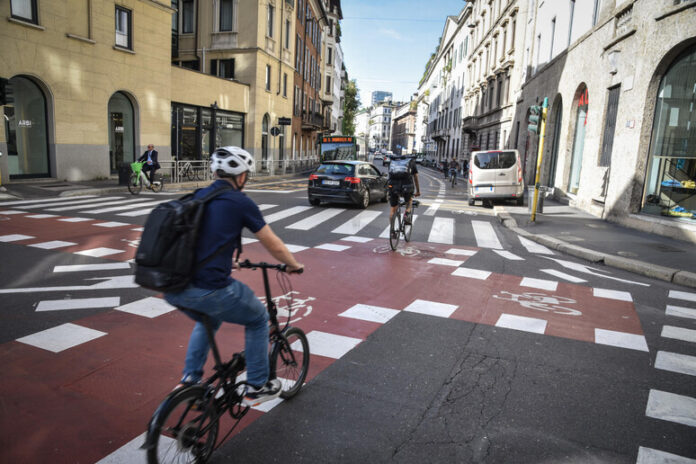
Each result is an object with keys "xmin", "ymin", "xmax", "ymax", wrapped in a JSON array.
[
  {"xmin": 146, "ymin": 387, "xmax": 219, "ymax": 464},
  {"xmin": 273, "ymin": 326, "xmax": 310, "ymax": 399},
  {"xmin": 389, "ymin": 211, "xmax": 400, "ymax": 251},
  {"xmin": 128, "ymin": 173, "xmax": 142, "ymax": 195}
]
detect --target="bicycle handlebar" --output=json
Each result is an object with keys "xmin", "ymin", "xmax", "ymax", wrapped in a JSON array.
[{"xmin": 238, "ymin": 259, "xmax": 304, "ymax": 274}]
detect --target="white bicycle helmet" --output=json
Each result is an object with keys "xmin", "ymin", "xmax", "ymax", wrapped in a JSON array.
[{"xmin": 210, "ymin": 146, "xmax": 255, "ymax": 177}]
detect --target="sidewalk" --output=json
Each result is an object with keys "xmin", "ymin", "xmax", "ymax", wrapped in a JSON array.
[{"xmin": 495, "ymin": 198, "xmax": 696, "ymax": 289}]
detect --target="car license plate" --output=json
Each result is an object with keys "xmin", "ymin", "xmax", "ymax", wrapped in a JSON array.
[
  {"xmin": 475, "ymin": 187, "xmax": 493, "ymax": 192},
  {"xmin": 322, "ymin": 180, "xmax": 339, "ymax": 186}
]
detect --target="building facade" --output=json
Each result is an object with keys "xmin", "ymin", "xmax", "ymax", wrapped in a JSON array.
[
  {"xmin": 0, "ymin": 0, "xmax": 248, "ymax": 183},
  {"xmin": 515, "ymin": 0, "xmax": 696, "ymax": 241},
  {"xmin": 371, "ymin": 91, "xmax": 392, "ymax": 106},
  {"xmin": 322, "ymin": 0, "xmax": 343, "ymax": 135},
  {"xmin": 391, "ymin": 101, "xmax": 417, "ymax": 155}
]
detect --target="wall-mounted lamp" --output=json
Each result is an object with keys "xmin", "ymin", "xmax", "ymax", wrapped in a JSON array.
[{"xmin": 211, "ymin": 101, "xmax": 219, "ymax": 110}]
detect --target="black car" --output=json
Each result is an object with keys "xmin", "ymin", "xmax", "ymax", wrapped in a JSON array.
[{"xmin": 308, "ymin": 160, "xmax": 388, "ymax": 208}]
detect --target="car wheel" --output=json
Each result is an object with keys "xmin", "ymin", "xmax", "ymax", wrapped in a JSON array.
[
  {"xmin": 381, "ymin": 188, "xmax": 388, "ymax": 202},
  {"xmin": 468, "ymin": 198, "xmax": 475, "ymax": 206},
  {"xmin": 359, "ymin": 188, "xmax": 370, "ymax": 209},
  {"xmin": 309, "ymin": 196, "xmax": 320, "ymax": 206}
]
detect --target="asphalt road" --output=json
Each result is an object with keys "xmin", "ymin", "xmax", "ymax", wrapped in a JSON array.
[{"xmin": 0, "ymin": 166, "xmax": 694, "ymax": 463}]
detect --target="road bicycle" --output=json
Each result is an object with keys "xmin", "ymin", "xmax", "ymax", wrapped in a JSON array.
[
  {"xmin": 178, "ymin": 160, "xmax": 205, "ymax": 181},
  {"xmin": 389, "ymin": 197, "xmax": 420, "ymax": 251},
  {"xmin": 129, "ymin": 161, "xmax": 164, "ymax": 194},
  {"xmin": 142, "ymin": 260, "xmax": 309, "ymax": 464}
]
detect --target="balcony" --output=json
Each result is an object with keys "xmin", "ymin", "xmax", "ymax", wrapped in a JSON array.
[{"xmin": 301, "ymin": 111, "xmax": 323, "ymax": 129}]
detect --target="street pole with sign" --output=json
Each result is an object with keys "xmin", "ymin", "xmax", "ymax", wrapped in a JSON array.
[{"xmin": 529, "ymin": 98, "xmax": 549, "ymax": 222}]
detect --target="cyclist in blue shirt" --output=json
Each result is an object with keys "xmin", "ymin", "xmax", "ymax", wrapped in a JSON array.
[{"xmin": 164, "ymin": 146, "xmax": 304, "ymax": 406}]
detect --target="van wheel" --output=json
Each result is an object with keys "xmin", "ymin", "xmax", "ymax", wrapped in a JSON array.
[
  {"xmin": 516, "ymin": 196, "xmax": 524, "ymax": 206},
  {"xmin": 484, "ymin": 199, "xmax": 493, "ymax": 208}
]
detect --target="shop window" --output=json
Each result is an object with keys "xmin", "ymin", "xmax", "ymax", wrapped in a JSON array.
[
  {"xmin": 115, "ymin": 6, "xmax": 132, "ymax": 50},
  {"xmin": 643, "ymin": 46, "xmax": 696, "ymax": 220},
  {"xmin": 11, "ymin": 0, "xmax": 37, "ymax": 24}
]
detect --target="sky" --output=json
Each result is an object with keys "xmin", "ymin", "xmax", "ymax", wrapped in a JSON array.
[{"xmin": 340, "ymin": 0, "xmax": 466, "ymax": 108}]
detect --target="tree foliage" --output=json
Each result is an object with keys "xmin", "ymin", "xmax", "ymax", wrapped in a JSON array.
[{"xmin": 342, "ymin": 79, "xmax": 360, "ymax": 135}]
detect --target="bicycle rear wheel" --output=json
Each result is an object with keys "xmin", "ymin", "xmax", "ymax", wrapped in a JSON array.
[
  {"xmin": 389, "ymin": 211, "xmax": 400, "ymax": 251},
  {"xmin": 185, "ymin": 166, "xmax": 196, "ymax": 182},
  {"xmin": 151, "ymin": 176, "xmax": 164, "ymax": 193},
  {"xmin": 273, "ymin": 326, "xmax": 310, "ymax": 399},
  {"xmin": 128, "ymin": 173, "xmax": 142, "ymax": 195},
  {"xmin": 146, "ymin": 387, "xmax": 219, "ymax": 464},
  {"xmin": 403, "ymin": 211, "xmax": 413, "ymax": 242}
]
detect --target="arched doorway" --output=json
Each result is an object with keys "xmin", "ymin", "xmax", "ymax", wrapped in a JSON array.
[
  {"xmin": 547, "ymin": 95, "xmax": 563, "ymax": 187},
  {"xmin": 107, "ymin": 91, "xmax": 136, "ymax": 173},
  {"xmin": 261, "ymin": 114, "xmax": 269, "ymax": 170},
  {"xmin": 3, "ymin": 76, "xmax": 50, "ymax": 178},
  {"xmin": 643, "ymin": 45, "xmax": 696, "ymax": 217},
  {"xmin": 568, "ymin": 84, "xmax": 588, "ymax": 194}
]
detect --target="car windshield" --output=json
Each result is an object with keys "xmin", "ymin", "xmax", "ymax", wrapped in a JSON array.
[
  {"xmin": 315, "ymin": 163, "xmax": 355, "ymax": 175},
  {"xmin": 474, "ymin": 151, "xmax": 517, "ymax": 169}
]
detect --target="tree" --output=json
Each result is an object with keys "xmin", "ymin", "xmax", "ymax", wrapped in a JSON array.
[{"xmin": 342, "ymin": 79, "xmax": 360, "ymax": 135}]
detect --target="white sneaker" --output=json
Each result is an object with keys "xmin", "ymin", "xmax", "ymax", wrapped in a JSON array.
[{"xmin": 241, "ymin": 379, "xmax": 281, "ymax": 407}]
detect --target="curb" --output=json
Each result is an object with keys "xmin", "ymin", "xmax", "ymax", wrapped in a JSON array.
[{"xmin": 493, "ymin": 207, "xmax": 696, "ymax": 290}]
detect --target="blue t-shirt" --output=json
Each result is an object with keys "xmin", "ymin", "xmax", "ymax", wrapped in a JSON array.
[{"xmin": 191, "ymin": 180, "xmax": 266, "ymax": 289}]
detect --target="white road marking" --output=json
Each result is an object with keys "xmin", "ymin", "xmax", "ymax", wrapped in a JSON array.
[
  {"xmin": 16, "ymin": 323, "xmax": 107, "ymax": 353},
  {"xmin": 0, "ymin": 210, "xmax": 26, "ymax": 214},
  {"xmin": 287, "ymin": 208, "xmax": 345, "ymax": 230},
  {"xmin": 47, "ymin": 199, "xmax": 141, "ymax": 212},
  {"xmin": 594, "ymin": 329, "xmax": 648, "ymax": 351},
  {"xmin": 543, "ymin": 257, "xmax": 650, "ymax": 286},
  {"xmin": 58, "ymin": 217, "xmax": 92, "ymax": 222},
  {"xmin": 298, "ymin": 331, "xmax": 361, "ymax": 359},
  {"xmin": 0, "ymin": 195, "xmax": 97, "ymax": 206},
  {"xmin": 83, "ymin": 200, "xmax": 167, "ymax": 214},
  {"xmin": 26, "ymin": 214, "xmax": 58, "ymax": 219},
  {"xmin": 315, "ymin": 243, "xmax": 351, "ymax": 252},
  {"xmin": 423, "ymin": 201, "xmax": 441, "ymax": 216},
  {"xmin": 338, "ymin": 304, "xmax": 399, "ymax": 324},
  {"xmin": 53, "ymin": 263, "xmax": 131, "ymax": 272},
  {"xmin": 646, "ymin": 389, "xmax": 696, "ymax": 427},
  {"xmin": 0, "ymin": 276, "xmax": 137, "ymax": 294},
  {"xmin": 655, "ymin": 351, "xmax": 696, "ymax": 377},
  {"xmin": 115, "ymin": 297, "xmax": 176, "ymax": 318},
  {"xmin": 451, "ymin": 267, "xmax": 492, "ymax": 280},
  {"xmin": 118, "ymin": 208, "xmax": 156, "ymax": 217},
  {"xmin": 428, "ymin": 258, "xmax": 465, "ymax": 267},
  {"xmin": 520, "ymin": 277, "xmax": 558, "ymax": 292},
  {"xmin": 94, "ymin": 433, "xmax": 147, "ymax": 464},
  {"xmin": 445, "ymin": 248, "xmax": 477, "ymax": 256},
  {"xmin": 666, "ymin": 305, "xmax": 696, "ymax": 320},
  {"xmin": 36, "ymin": 297, "xmax": 121, "ymax": 312},
  {"xmin": 662, "ymin": 325, "xmax": 696, "ymax": 343},
  {"xmin": 636, "ymin": 447, "xmax": 696, "ymax": 464},
  {"xmin": 265, "ymin": 206, "xmax": 313, "ymax": 224},
  {"xmin": 332, "ymin": 210, "xmax": 381, "ymax": 235},
  {"xmin": 23, "ymin": 196, "xmax": 123, "ymax": 209},
  {"xmin": 257, "ymin": 204, "xmax": 277, "ymax": 211},
  {"xmin": 593, "ymin": 288, "xmax": 633, "ymax": 302},
  {"xmin": 493, "ymin": 250, "xmax": 524, "ymax": 260},
  {"xmin": 496, "ymin": 314, "xmax": 547, "ymax": 334},
  {"xmin": 75, "ymin": 247, "xmax": 125, "ymax": 257},
  {"xmin": 669, "ymin": 290, "xmax": 696, "ymax": 303},
  {"xmin": 285, "ymin": 244, "xmax": 309, "ymax": 253},
  {"xmin": 29, "ymin": 240, "xmax": 77, "ymax": 250},
  {"xmin": 540, "ymin": 269, "xmax": 587, "ymax": 283},
  {"xmin": 403, "ymin": 299, "xmax": 458, "ymax": 318},
  {"xmin": 93, "ymin": 221, "xmax": 130, "ymax": 228},
  {"xmin": 340, "ymin": 236, "xmax": 373, "ymax": 243},
  {"xmin": 428, "ymin": 217, "xmax": 455, "ymax": 244},
  {"xmin": 471, "ymin": 221, "xmax": 502, "ymax": 249},
  {"xmin": 518, "ymin": 236, "xmax": 554, "ymax": 254},
  {"xmin": 0, "ymin": 234, "xmax": 35, "ymax": 242}
]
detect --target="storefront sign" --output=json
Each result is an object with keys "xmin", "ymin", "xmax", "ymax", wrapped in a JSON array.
[
  {"xmin": 115, "ymin": 126, "xmax": 124, "ymax": 133},
  {"xmin": 17, "ymin": 120, "xmax": 32, "ymax": 128}
]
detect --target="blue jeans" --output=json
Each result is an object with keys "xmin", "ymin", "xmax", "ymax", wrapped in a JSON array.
[{"xmin": 164, "ymin": 280, "xmax": 269, "ymax": 387}]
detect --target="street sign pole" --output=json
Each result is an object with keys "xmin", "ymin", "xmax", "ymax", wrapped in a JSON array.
[{"xmin": 530, "ymin": 98, "xmax": 549, "ymax": 222}]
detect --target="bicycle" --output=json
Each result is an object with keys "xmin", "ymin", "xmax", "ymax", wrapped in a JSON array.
[
  {"xmin": 129, "ymin": 161, "xmax": 164, "ymax": 194},
  {"xmin": 389, "ymin": 197, "xmax": 420, "ymax": 251},
  {"xmin": 450, "ymin": 168, "xmax": 458, "ymax": 188},
  {"xmin": 178, "ymin": 160, "xmax": 204, "ymax": 182},
  {"xmin": 142, "ymin": 260, "xmax": 310, "ymax": 464}
]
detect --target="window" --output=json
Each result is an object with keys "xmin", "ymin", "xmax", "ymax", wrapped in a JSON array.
[
  {"xmin": 220, "ymin": 0, "xmax": 233, "ymax": 31},
  {"xmin": 599, "ymin": 85, "xmax": 620, "ymax": 167},
  {"xmin": 265, "ymin": 65, "xmax": 271, "ymax": 91},
  {"xmin": 283, "ymin": 73, "xmax": 288, "ymax": 97},
  {"xmin": 325, "ymin": 76, "xmax": 331, "ymax": 93},
  {"xmin": 285, "ymin": 19, "xmax": 290, "ymax": 48},
  {"xmin": 10, "ymin": 0, "xmax": 37, "ymax": 24},
  {"xmin": 267, "ymin": 4, "xmax": 275, "ymax": 38},
  {"xmin": 327, "ymin": 47, "xmax": 332, "ymax": 65},
  {"xmin": 211, "ymin": 59, "xmax": 235, "ymax": 79},
  {"xmin": 550, "ymin": 17, "xmax": 556, "ymax": 61},
  {"xmin": 182, "ymin": 0, "xmax": 194, "ymax": 33},
  {"xmin": 568, "ymin": 0, "xmax": 575, "ymax": 46},
  {"xmin": 592, "ymin": 0, "xmax": 600, "ymax": 26},
  {"xmin": 296, "ymin": 36, "xmax": 302, "ymax": 70},
  {"xmin": 115, "ymin": 6, "xmax": 132, "ymax": 50}
]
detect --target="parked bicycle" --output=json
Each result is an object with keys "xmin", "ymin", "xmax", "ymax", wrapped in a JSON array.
[
  {"xmin": 389, "ymin": 198, "xmax": 420, "ymax": 251},
  {"xmin": 129, "ymin": 161, "xmax": 163, "ymax": 194},
  {"xmin": 178, "ymin": 160, "xmax": 204, "ymax": 182},
  {"xmin": 142, "ymin": 260, "xmax": 310, "ymax": 464}
]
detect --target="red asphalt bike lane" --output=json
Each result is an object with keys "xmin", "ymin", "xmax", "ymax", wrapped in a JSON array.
[{"xmin": 0, "ymin": 214, "xmax": 645, "ymax": 463}]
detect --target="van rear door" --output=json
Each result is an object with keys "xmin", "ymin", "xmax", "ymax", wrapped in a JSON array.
[{"xmin": 473, "ymin": 151, "xmax": 520, "ymax": 196}]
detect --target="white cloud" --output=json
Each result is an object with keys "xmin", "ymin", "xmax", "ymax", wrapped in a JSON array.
[{"xmin": 379, "ymin": 28, "xmax": 408, "ymax": 41}]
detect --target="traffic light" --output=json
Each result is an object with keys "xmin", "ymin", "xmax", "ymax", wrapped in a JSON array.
[
  {"xmin": 0, "ymin": 78, "xmax": 8, "ymax": 106},
  {"xmin": 528, "ymin": 105, "xmax": 542, "ymax": 134}
]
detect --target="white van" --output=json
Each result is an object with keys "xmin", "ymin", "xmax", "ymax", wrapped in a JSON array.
[{"xmin": 468, "ymin": 149, "xmax": 525, "ymax": 206}]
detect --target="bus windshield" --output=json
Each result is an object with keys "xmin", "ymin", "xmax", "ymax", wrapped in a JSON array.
[{"xmin": 320, "ymin": 136, "xmax": 357, "ymax": 161}]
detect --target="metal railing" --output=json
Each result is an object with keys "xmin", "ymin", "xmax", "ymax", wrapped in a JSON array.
[{"xmin": 158, "ymin": 159, "xmax": 321, "ymax": 184}]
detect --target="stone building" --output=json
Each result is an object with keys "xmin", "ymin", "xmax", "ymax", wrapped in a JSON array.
[
  {"xmin": 515, "ymin": 0, "xmax": 696, "ymax": 241},
  {"xmin": 391, "ymin": 101, "xmax": 417, "ymax": 155},
  {"xmin": 0, "ymin": 0, "xmax": 247, "ymax": 182}
]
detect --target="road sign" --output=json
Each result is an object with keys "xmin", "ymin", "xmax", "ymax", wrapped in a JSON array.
[
  {"xmin": 278, "ymin": 117, "xmax": 291, "ymax": 126},
  {"xmin": 270, "ymin": 127, "xmax": 280, "ymax": 136}
]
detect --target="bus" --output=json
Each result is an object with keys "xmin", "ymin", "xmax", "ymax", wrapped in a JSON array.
[{"xmin": 320, "ymin": 136, "xmax": 357, "ymax": 162}]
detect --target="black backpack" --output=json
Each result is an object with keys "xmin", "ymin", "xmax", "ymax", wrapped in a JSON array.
[
  {"xmin": 134, "ymin": 184, "xmax": 241, "ymax": 293},
  {"xmin": 388, "ymin": 157, "xmax": 412, "ymax": 181}
]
